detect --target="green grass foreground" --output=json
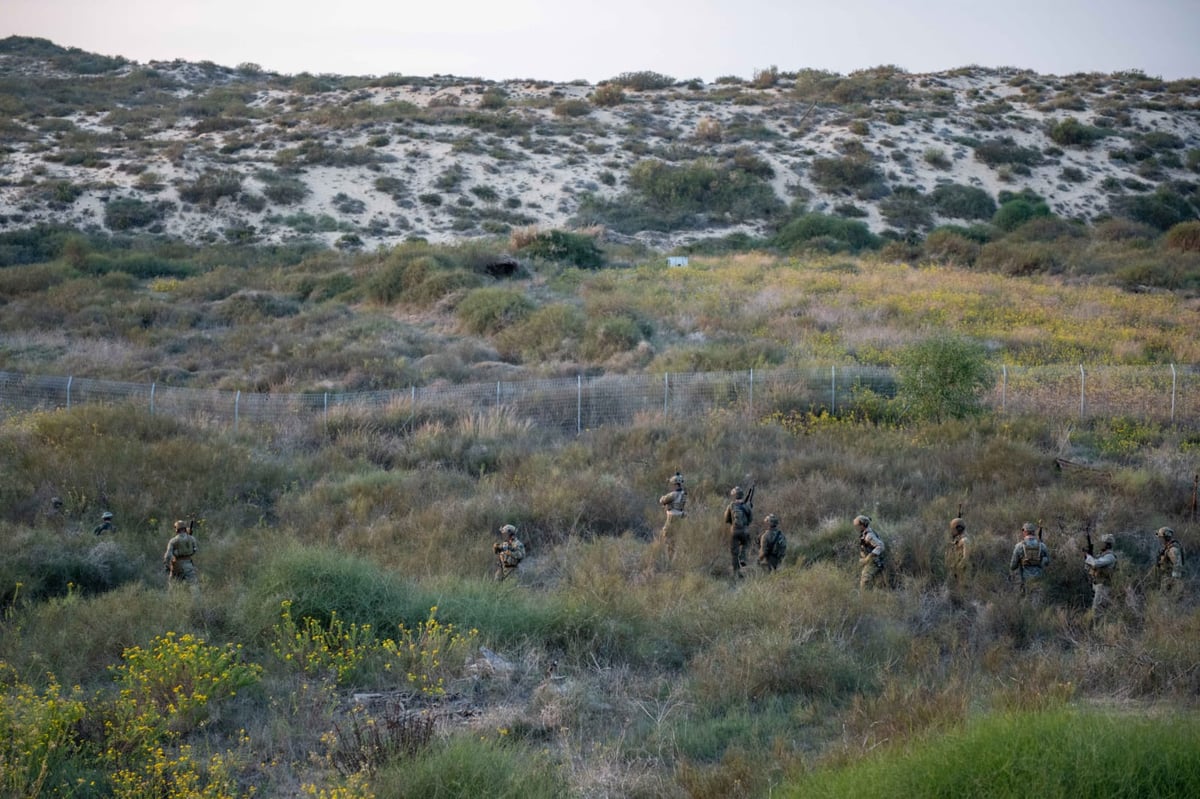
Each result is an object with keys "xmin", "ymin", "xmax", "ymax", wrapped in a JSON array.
[{"xmin": 788, "ymin": 707, "xmax": 1200, "ymax": 799}]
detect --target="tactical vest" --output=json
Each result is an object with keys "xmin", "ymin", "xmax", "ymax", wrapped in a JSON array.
[
  {"xmin": 764, "ymin": 530, "xmax": 786, "ymax": 558},
  {"xmin": 1021, "ymin": 539, "xmax": 1043, "ymax": 568},
  {"xmin": 1158, "ymin": 542, "xmax": 1183, "ymax": 572},
  {"xmin": 174, "ymin": 535, "xmax": 196, "ymax": 558},
  {"xmin": 730, "ymin": 502, "xmax": 750, "ymax": 530},
  {"xmin": 668, "ymin": 490, "xmax": 687, "ymax": 514}
]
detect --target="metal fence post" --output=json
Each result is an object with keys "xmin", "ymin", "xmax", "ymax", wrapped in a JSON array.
[
  {"xmin": 664, "ymin": 373, "xmax": 669, "ymax": 415},
  {"xmin": 1079, "ymin": 365, "xmax": 1086, "ymax": 419},
  {"xmin": 577, "ymin": 375, "xmax": 582, "ymax": 435},
  {"xmin": 324, "ymin": 391, "xmax": 329, "ymax": 431},
  {"xmin": 497, "ymin": 381, "xmax": 501, "ymax": 407},
  {"xmin": 234, "ymin": 389, "xmax": 241, "ymax": 433},
  {"xmin": 1171, "ymin": 363, "xmax": 1177, "ymax": 424},
  {"xmin": 749, "ymin": 368, "xmax": 754, "ymax": 418},
  {"xmin": 150, "ymin": 382, "xmax": 156, "ymax": 415},
  {"xmin": 66, "ymin": 375, "xmax": 73, "ymax": 410},
  {"xmin": 1001, "ymin": 365, "xmax": 1007, "ymax": 413},
  {"xmin": 831, "ymin": 365, "xmax": 836, "ymax": 414}
]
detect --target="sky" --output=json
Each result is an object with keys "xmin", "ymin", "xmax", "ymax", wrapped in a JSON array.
[{"xmin": 5, "ymin": 0, "xmax": 1200, "ymax": 83}]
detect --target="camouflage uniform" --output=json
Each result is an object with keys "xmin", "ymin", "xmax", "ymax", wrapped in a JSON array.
[
  {"xmin": 163, "ymin": 520, "xmax": 198, "ymax": 584},
  {"xmin": 758, "ymin": 514, "xmax": 787, "ymax": 572},
  {"xmin": 1084, "ymin": 534, "xmax": 1116, "ymax": 618},
  {"xmin": 92, "ymin": 511, "xmax": 115, "ymax": 537},
  {"xmin": 658, "ymin": 473, "xmax": 687, "ymax": 561},
  {"xmin": 946, "ymin": 517, "xmax": 969, "ymax": 598},
  {"xmin": 855, "ymin": 515, "xmax": 886, "ymax": 589},
  {"xmin": 1154, "ymin": 527, "xmax": 1184, "ymax": 594},
  {"xmin": 1009, "ymin": 523, "xmax": 1049, "ymax": 601},
  {"xmin": 493, "ymin": 524, "xmax": 526, "ymax": 582},
  {"xmin": 723, "ymin": 487, "xmax": 753, "ymax": 578}
]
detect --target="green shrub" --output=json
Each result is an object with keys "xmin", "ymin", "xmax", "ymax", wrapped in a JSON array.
[
  {"xmin": 177, "ymin": 169, "xmax": 242, "ymax": 207},
  {"xmin": 257, "ymin": 170, "xmax": 310, "ymax": 205},
  {"xmin": 456, "ymin": 286, "xmax": 534, "ymax": 335},
  {"xmin": 495, "ymin": 304, "xmax": 585, "ymax": 361},
  {"xmin": 608, "ymin": 71, "xmax": 676, "ymax": 90},
  {"xmin": 1165, "ymin": 220, "xmax": 1200, "ymax": 252},
  {"xmin": 809, "ymin": 153, "xmax": 886, "ymax": 197},
  {"xmin": 973, "ymin": 136, "xmax": 1043, "ymax": 167},
  {"xmin": 930, "ymin": 183, "xmax": 997, "ymax": 220},
  {"xmin": 773, "ymin": 213, "xmax": 880, "ymax": 253},
  {"xmin": 582, "ymin": 314, "xmax": 651, "ymax": 361},
  {"xmin": 879, "ymin": 187, "xmax": 933, "ymax": 231},
  {"xmin": 1111, "ymin": 187, "xmax": 1197, "ymax": 231},
  {"xmin": 894, "ymin": 335, "xmax": 993, "ymax": 422},
  {"xmin": 923, "ymin": 228, "xmax": 981, "ymax": 266},
  {"xmin": 514, "ymin": 229, "xmax": 604, "ymax": 268},
  {"xmin": 553, "ymin": 99, "xmax": 591, "ymax": 117},
  {"xmin": 103, "ymin": 197, "xmax": 165, "ymax": 230},
  {"xmin": 923, "ymin": 148, "xmax": 951, "ymax": 169},
  {"xmin": 993, "ymin": 196, "xmax": 1051, "ymax": 232},
  {"xmin": 590, "ymin": 83, "xmax": 626, "ymax": 107},
  {"xmin": 1047, "ymin": 116, "xmax": 1109, "ymax": 147}
]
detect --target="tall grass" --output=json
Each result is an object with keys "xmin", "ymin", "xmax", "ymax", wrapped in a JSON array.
[{"xmin": 787, "ymin": 707, "xmax": 1200, "ymax": 798}]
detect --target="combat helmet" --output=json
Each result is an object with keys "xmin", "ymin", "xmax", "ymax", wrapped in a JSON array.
[
  {"xmin": 500, "ymin": 524, "xmax": 518, "ymax": 537},
  {"xmin": 1021, "ymin": 522, "xmax": 1038, "ymax": 535},
  {"xmin": 101, "ymin": 511, "xmax": 114, "ymax": 520},
  {"xmin": 1099, "ymin": 533, "xmax": 1115, "ymax": 547},
  {"xmin": 853, "ymin": 514, "xmax": 871, "ymax": 529},
  {"xmin": 1157, "ymin": 526, "xmax": 1175, "ymax": 540},
  {"xmin": 174, "ymin": 520, "xmax": 188, "ymax": 531},
  {"xmin": 950, "ymin": 517, "xmax": 965, "ymax": 536},
  {"xmin": 730, "ymin": 486, "xmax": 744, "ymax": 500},
  {"xmin": 669, "ymin": 472, "xmax": 684, "ymax": 488},
  {"xmin": 765, "ymin": 514, "xmax": 779, "ymax": 526}
]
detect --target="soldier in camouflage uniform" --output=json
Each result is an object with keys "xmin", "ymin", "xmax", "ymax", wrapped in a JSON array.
[
  {"xmin": 163, "ymin": 520, "xmax": 198, "ymax": 585},
  {"xmin": 946, "ymin": 517, "xmax": 969, "ymax": 601},
  {"xmin": 1154, "ymin": 527, "xmax": 1184, "ymax": 595},
  {"xmin": 758, "ymin": 514, "xmax": 787, "ymax": 572},
  {"xmin": 658, "ymin": 472, "xmax": 687, "ymax": 563},
  {"xmin": 1009, "ymin": 522, "xmax": 1049, "ymax": 602},
  {"xmin": 723, "ymin": 486, "xmax": 753, "ymax": 578},
  {"xmin": 855, "ymin": 514, "xmax": 887, "ymax": 589},
  {"xmin": 1084, "ymin": 533, "xmax": 1116, "ymax": 620},
  {"xmin": 93, "ymin": 511, "xmax": 115, "ymax": 536},
  {"xmin": 493, "ymin": 524, "xmax": 526, "ymax": 582}
]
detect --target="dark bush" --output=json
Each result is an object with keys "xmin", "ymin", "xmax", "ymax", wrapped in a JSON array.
[
  {"xmin": 880, "ymin": 186, "xmax": 934, "ymax": 231},
  {"xmin": 809, "ymin": 153, "xmax": 885, "ymax": 197},
  {"xmin": 103, "ymin": 197, "xmax": 165, "ymax": 231},
  {"xmin": 931, "ymin": 184, "xmax": 997, "ymax": 220},
  {"xmin": 456, "ymin": 286, "xmax": 535, "ymax": 335},
  {"xmin": 974, "ymin": 137, "xmax": 1043, "ymax": 167},
  {"xmin": 772, "ymin": 213, "xmax": 881, "ymax": 253},
  {"xmin": 608, "ymin": 71, "xmax": 676, "ymax": 90},
  {"xmin": 1110, "ymin": 187, "xmax": 1197, "ymax": 231},
  {"xmin": 1047, "ymin": 117, "xmax": 1109, "ymax": 148},
  {"xmin": 590, "ymin": 84, "xmax": 626, "ymax": 107},
  {"xmin": 923, "ymin": 228, "xmax": 981, "ymax": 266},
  {"xmin": 178, "ymin": 169, "xmax": 242, "ymax": 207},
  {"xmin": 515, "ymin": 229, "xmax": 604, "ymax": 268},
  {"xmin": 993, "ymin": 196, "xmax": 1051, "ymax": 232},
  {"xmin": 1165, "ymin": 220, "xmax": 1200, "ymax": 252}
]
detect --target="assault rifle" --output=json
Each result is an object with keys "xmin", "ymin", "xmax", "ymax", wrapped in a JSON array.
[
  {"xmin": 744, "ymin": 482, "xmax": 755, "ymax": 507},
  {"xmin": 1082, "ymin": 519, "xmax": 1094, "ymax": 557}
]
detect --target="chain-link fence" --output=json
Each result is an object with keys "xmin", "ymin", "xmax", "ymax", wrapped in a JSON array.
[{"xmin": 1, "ymin": 365, "xmax": 1198, "ymax": 436}]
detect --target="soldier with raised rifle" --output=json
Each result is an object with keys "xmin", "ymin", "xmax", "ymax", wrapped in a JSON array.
[
  {"xmin": 658, "ymin": 472, "xmax": 687, "ymax": 564},
  {"xmin": 1083, "ymin": 532, "xmax": 1117, "ymax": 621},
  {"xmin": 163, "ymin": 519, "xmax": 199, "ymax": 585},
  {"xmin": 1009, "ymin": 522, "xmax": 1050, "ymax": 603},
  {"xmin": 855, "ymin": 514, "xmax": 887, "ymax": 589},
  {"xmin": 493, "ymin": 524, "xmax": 526, "ymax": 582}
]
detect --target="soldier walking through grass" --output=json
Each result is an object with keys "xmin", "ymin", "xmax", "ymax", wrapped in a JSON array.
[
  {"xmin": 758, "ymin": 514, "xmax": 786, "ymax": 572},
  {"xmin": 855, "ymin": 514, "xmax": 887, "ymax": 589},
  {"xmin": 163, "ymin": 519, "xmax": 198, "ymax": 585},
  {"xmin": 493, "ymin": 524, "xmax": 525, "ymax": 582},
  {"xmin": 1009, "ymin": 522, "xmax": 1049, "ymax": 602},
  {"xmin": 723, "ymin": 486, "xmax": 753, "ymax": 579},
  {"xmin": 92, "ymin": 510, "xmax": 115, "ymax": 536},
  {"xmin": 946, "ymin": 517, "xmax": 969, "ymax": 601},
  {"xmin": 1153, "ymin": 527, "xmax": 1184, "ymax": 595},
  {"xmin": 658, "ymin": 472, "xmax": 687, "ymax": 563},
  {"xmin": 1084, "ymin": 533, "xmax": 1116, "ymax": 622}
]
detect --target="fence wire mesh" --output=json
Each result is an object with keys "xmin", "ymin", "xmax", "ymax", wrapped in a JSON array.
[{"xmin": 1, "ymin": 366, "xmax": 1197, "ymax": 436}]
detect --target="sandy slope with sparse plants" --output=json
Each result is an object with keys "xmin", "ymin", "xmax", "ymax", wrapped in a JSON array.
[{"xmin": 1, "ymin": 39, "xmax": 1198, "ymax": 253}]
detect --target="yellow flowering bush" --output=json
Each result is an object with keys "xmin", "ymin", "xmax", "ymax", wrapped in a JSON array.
[
  {"xmin": 270, "ymin": 600, "xmax": 375, "ymax": 686},
  {"xmin": 380, "ymin": 606, "xmax": 478, "ymax": 698},
  {"xmin": 0, "ymin": 663, "xmax": 87, "ymax": 799}
]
